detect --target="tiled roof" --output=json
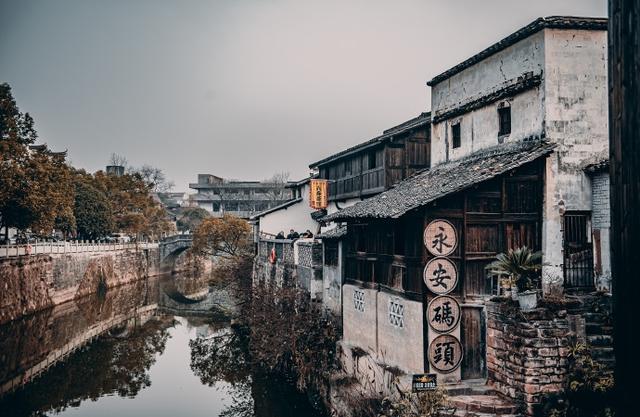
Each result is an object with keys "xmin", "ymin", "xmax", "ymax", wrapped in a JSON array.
[
  {"xmin": 323, "ymin": 140, "xmax": 556, "ymax": 221},
  {"xmin": 583, "ymin": 159, "xmax": 609, "ymax": 174},
  {"xmin": 249, "ymin": 198, "xmax": 303, "ymax": 220},
  {"xmin": 309, "ymin": 112, "xmax": 430, "ymax": 168},
  {"xmin": 316, "ymin": 225, "xmax": 347, "ymax": 240},
  {"xmin": 427, "ymin": 16, "xmax": 607, "ymax": 87}
]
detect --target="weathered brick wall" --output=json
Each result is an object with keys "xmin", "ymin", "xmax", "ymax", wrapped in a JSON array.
[
  {"xmin": 591, "ymin": 172, "xmax": 612, "ymax": 291},
  {"xmin": 486, "ymin": 302, "xmax": 571, "ymax": 415},
  {"xmin": 591, "ymin": 172, "xmax": 610, "ymax": 229},
  {"xmin": 297, "ymin": 241, "xmax": 323, "ymax": 299}
]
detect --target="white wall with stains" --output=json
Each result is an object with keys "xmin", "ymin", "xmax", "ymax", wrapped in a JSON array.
[
  {"xmin": 429, "ymin": 27, "xmax": 608, "ymax": 291},
  {"xmin": 541, "ymin": 28, "xmax": 608, "ymax": 284}
]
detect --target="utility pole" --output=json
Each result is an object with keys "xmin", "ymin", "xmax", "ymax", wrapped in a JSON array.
[{"xmin": 608, "ymin": 1, "xmax": 638, "ymax": 415}]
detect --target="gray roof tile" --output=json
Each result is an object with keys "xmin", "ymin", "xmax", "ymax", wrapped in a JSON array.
[{"xmin": 324, "ymin": 140, "xmax": 556, "ymax": 221}]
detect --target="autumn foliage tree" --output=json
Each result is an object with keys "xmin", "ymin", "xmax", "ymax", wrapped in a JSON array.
[
  {"xmin": 73, "ymin": 177, "xmax": 115, "ymax": 239},
  {"xmin": 0, "ymin": 83, "xmax": 76, "ymax": 238},
  {"xmin": 191, "ymin": 215, "xmax": 253, "ymax": 280},
  {"xmin": 0, "ymin": 82, "xmax": 174, "ymax": 241},
  {"xmin": 176, "ymin": 207, "xmax": 210, "ymax": 232},
  {"xmin": 192, "ymin": 215, "xmax": 252, "ymax": 259}
]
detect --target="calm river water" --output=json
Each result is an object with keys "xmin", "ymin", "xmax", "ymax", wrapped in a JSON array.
[{"xmin": 0, "ymin": 275, "xmax": 323, "ymax": 417}]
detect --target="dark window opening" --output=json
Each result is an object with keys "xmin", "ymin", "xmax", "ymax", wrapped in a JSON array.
[
  {"xmin": 394, "ymin": 227, "xmax": 405, "ymax": 256},
  {"xmin": 452, "ymin": 123, "xmax": 461, "ymax": 149},
  {"xmin": 324, "ymin": 241, "xmax": 339, "ymax": 266},
  {"xmin": 563, "ymin": 212, "xmax": 594, "ymax": 288},
  {"xmin": 498, "ymin": 107, "xmax": 511, "ymax": 136},
  {"xmin": 367, "ymin": 150, "xmax": 379, "ymax": 170}
]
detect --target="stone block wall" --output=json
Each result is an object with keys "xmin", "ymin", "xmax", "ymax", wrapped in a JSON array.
[
  {"xmin": 342, "ymin": 284, "xmax": 424, "ymax": 374},
  {"xmin": 342, "ymin": 284, "xmax": 377, "ymax": 353},
  {"xmin": 486, "ymin": 301, "xmax": 571, "ymax": 415},
  {"xmin": 0, "ymin": 248, "xmax": 160, "ymax": 325}
]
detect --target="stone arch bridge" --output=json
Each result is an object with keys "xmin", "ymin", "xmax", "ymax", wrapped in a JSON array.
[{"xmin": 159, "ymin": 234, "xmax": 193, "ymax": 270}]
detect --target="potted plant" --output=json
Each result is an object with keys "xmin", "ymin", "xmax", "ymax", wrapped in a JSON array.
[
  {"xmin": 499, "ymin": 276, "xmax": 517, "ymax": 300},
  {"xmin": 486, "ymin": 246, "xmax": 542, "ymax": 310}
]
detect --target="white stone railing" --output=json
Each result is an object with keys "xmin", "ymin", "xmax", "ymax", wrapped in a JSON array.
[{"xmin": 0, "ymin": 240, "xmax": 159, "ymax": 258}]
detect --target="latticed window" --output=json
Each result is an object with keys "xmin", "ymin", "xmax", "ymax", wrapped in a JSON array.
[
  {"xmin": 353, "ymin": 290, "xmax": 365, "ymax": 312},
  {"xmin": 388, "ymin": 298, "xmax": 404, "ymax": 328}
]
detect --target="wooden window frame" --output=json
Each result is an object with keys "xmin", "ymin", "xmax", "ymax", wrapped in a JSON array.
[{"xmin": 498, "ymin": 106, "xmax": 511, "ymax": 136}]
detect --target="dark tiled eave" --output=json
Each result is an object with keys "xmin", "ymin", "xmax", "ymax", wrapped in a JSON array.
[
  {"xmin": 316, "ymin": 225, "xmax": 347, "ymax": 240},
  {"xmin": 427, "ymin": 16, "xmax": 607, "ymax": 87},
  {"xmin": 323, "ymin": 140, "xmax": 556, "ymax": 222},
  {"xmin": 584, "ymin": 159, "xmax": 609, "ymax": 174}
]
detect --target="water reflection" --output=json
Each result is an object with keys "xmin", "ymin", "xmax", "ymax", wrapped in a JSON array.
[{"xmin": 0, "ymin": 275, "xmax": 323, "ymax": 417}]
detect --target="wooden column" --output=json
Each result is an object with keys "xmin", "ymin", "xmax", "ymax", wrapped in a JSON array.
[{"xmin": 608, "ymin": 1, "xmax": 639, "ymax": 414}]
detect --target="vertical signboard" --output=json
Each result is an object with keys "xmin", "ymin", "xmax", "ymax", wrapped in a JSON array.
[
  {"xmin": 309, "ymin": 179, "xmax": 329, "ymax": 209},
  {"xmin": 424, "ymin": 219, "xmax": 462, "ymax": 380}
]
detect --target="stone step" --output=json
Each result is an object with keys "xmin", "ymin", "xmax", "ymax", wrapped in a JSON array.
[
  {"xmin": 590, "ymin": 347, "xmax": 615, "ymax": 362},
  {"xmin": 445, "ymin": 385, "xmax": 495, "ymax": 397},
  {"xmin": 586, "ymin": 322, "xmax": 614, "ymax": 335},
  {"xmin": 583, "ymin": 311, "xmax": 609, "ymax": 320},
  {"xmin": 451, "ymin": 411, "xmax": 520, "ymax": 417},
  {"xmin": 446, "ymin": 395, "xmax": 520, "ymax": 415},
  {"xmin": 587, "ymin": 334, "xmax": 613, "ymax": 347}
]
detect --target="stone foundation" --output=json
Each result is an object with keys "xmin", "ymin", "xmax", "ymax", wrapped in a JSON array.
[{"xmin": 486, "ymin": 296, "xmax": 613, "ymax": 416}]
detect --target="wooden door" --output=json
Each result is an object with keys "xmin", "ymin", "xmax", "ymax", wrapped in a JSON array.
[{"xmin": 460, "ymin": 306, "xmax": 485, "ymax": 380}]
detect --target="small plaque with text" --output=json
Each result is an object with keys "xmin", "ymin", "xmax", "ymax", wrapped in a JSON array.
[{"xmin": 412, "ymin": 373, "xmax": 437, "ymax": 392}]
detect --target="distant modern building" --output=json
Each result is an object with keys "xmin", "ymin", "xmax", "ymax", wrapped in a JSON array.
[
  {"xmin": 106, "ymin": 165, "xmax": 125, "ymax": 176},
  {"xmin": 189, "ymin": 174, "xmax": 294, "ymax": 219}
]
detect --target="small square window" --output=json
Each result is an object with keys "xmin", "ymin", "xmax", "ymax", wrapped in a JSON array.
[
  {"xmin": 452, "ymin": 123, "xmax": 461, "ymax": 149},
  {"xmin": 498, "ymin": 107, "xmax": 511, "ymax": 136}
]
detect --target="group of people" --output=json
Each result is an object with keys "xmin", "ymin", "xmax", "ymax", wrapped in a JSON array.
[{"xmin": 275, "ymin": 229, "xmax": 314, "ymax": 240}]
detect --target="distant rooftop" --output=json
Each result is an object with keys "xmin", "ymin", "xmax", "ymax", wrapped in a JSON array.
[
  {"xmin": 427, "ymin": 16, "xmax": 607, "ymax": 87},
  {"xmin": 190, "ymin": 174, "xmax": 297, "ymax": 190}
]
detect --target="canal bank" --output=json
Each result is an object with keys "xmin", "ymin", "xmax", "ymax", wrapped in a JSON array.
[
  {"xmin": 0, "ymin": 274, "xmax": 324, "ymax": 417},
  {"xmin": 0, "ymin": 246, "xmax": 161, "ymax": 325},
  {"xmin": 0, "ymin": 236, "xmax": 211, "ymax": 326}
]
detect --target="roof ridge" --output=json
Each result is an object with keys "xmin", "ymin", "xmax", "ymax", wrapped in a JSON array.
[
  {"xmin": 427, "ymin": 16, "xmax": 607, "ymax": 87},
  {"xmin": 309, "ymin": 112, "xmax": 431, "ymax": 168}
]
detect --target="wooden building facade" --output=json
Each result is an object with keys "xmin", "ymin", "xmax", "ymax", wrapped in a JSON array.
[
  {"xmin": 310, "ymin": 113, "xmax": 431, "ymax": 202},
  {"xmin": 327, "ymin": 141, "xmax": 554, "ymax": 379}
]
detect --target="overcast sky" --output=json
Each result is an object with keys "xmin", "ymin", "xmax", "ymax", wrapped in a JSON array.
[{"xmin": 0, "ymin": 0, "xmax": 606, "ymax": 191}]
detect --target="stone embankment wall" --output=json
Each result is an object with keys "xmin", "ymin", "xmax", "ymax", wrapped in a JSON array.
[
  {"xmin": 252, "ymin": 239, "xmax": 323, "ymax": 300},
  {"xmin": 486, "ymin": 296, "xmax": 614, "ymax": 415},
  {"xmin": 0, "ymin": 248, "xmax": 160, "ymax": 325}
]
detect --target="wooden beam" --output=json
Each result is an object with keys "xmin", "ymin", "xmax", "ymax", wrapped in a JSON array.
[{"xmin": 609, "ymin": 1, "xmax": 639, "ymax": 414}]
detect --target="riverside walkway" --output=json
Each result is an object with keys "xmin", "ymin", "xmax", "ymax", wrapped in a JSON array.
[{"xmin": 0, "ymin": 240, "xmax": 159, "ymax": 258}]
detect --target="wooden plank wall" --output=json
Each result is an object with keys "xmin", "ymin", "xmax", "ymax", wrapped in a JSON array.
[{"xmin": 608, "ymin": 1, "xmax": 639, "ymax": 413}]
